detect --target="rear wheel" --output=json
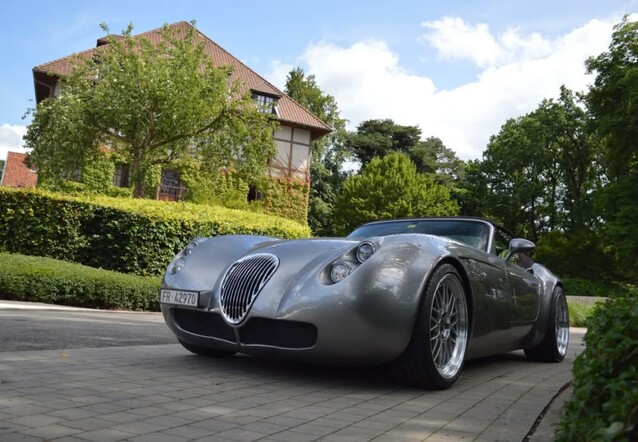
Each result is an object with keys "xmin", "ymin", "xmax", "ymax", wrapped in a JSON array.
[
  {"xmin": 178, "ymin": 340, "xmax": 236, "ymax": 357},
  {"xmin": 391, "ymin": 264, "xmax": 469, "ymax": 389},
  {"xmin": 524, "ymin": 287, "xmax": 569, "ymax": 362}
]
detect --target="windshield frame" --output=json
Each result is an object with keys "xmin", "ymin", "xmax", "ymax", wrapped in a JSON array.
[{"xmin": 347, "ymin": 218, "xmax": 496, "ymax": 252}]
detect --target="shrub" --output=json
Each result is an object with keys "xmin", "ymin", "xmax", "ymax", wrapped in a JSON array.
[
  {"xmin": 0, "ymin": 187, "xmax": 310, "ymax": 276},
  {"xmin": 535, "ymin": 230, "xmax": 621, "ymax": 282},
  {"xmin": 0, "ymin": 253, "xmax": 161, "ymax": 311},
  {"xmin": 563, "ymin": 277, "xmax": 634, "ymax": 298},
  {"xmin": 557, "ymin": 293, "xmax": 638, "ymax": 441}
]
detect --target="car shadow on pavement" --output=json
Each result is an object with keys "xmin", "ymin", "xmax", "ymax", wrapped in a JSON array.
[{"xmin": 166, "ymin": 348, "xmax": 533, "ymax": 391}]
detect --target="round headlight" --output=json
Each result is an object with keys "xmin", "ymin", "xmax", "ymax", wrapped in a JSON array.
[
  {"xmin": 184, "ymin": 240, "xmax": 198, "ymax": 256},
  {"xmin": 172, "ymin": 257, "xmax": 187, "ymax": 274},
  {"xmin": 356, "ymin": 242, "xmax": 376, "ymax": 263},
  {"xmin": 330, "ymin": 262, "xmax": 351, "ymax": 283}
]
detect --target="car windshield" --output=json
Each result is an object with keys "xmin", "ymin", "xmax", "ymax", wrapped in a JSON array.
[{"xmin": 348, "ymin": 219, "xmax": 490, "ymax": 251}]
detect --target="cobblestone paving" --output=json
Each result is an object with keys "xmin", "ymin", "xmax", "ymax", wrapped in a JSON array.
[{"xmin": 0, "ymin": 330, "xmax": 584, "ymax": 442}]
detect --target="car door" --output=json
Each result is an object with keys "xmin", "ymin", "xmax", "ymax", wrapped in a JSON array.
[{"xmin": 493, "ymin": 227, "xmax": 540, "ymax": 336}]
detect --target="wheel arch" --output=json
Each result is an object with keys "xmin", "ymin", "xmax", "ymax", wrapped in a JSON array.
[
  {"xmin": 434, "ymin": 257, "xmax": 474, "ymax": 341},
  {"xmin": 390, "ymin": 255, "xmax": 473, "ymax": 388}
]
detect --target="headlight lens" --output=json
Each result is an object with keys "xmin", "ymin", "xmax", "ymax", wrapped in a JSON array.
[
  {"xmin": 172, "ymin": 257, "xmax": 187, "ymax": 274},
  {"xmin": 356, "ymin": 242, "xmax": 376, "ymax": 263},
  {"xmin": 330, "ymin": 262, "xmax": 351, "ymax": 283},
  {"xmin": 184, "ymin": 240, "xmax": 198, "ymax": 256}
]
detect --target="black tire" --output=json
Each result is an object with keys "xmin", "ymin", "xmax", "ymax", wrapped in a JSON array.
[
  {"xmin": 524, "ymin": 287, "xmax": 569, "ymax": 362},
  {"xmin": 391, "ymin": 264, "xmax": 469, "ymax": 390},
  {"xmin": 178, "ymin": 339, "xmax": 236, "ymax": 358}
]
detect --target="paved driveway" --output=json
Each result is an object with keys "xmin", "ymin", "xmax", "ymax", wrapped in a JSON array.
[{"xmin": 0, "ymin": 328, "xmax": 584, "ymax": 442}]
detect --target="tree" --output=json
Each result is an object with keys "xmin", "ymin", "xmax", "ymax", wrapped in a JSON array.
[
  {"xmin": 347, "ymin": 119, "xmax": 421, "ymax": 167},
  {"xmin": 586, "ymin": 16, "xmax": 638, "ymax": 280},
  {"xmin": 0, "ymin": 159, "xmax": 4, "ymax": 182},
  {"xmin": 408, "ymin": 136, "xmax": 466, "ymax": 184},
  {"xmin": 333, "ymin": 153, "xmax": 459, "ymax": 235},
  {"xmin": 461, "ymin": 87, "xmax": 602, "ymax": 240},
  {"xmin": 346, "ymin": 119, "xmax": 465, "ymax": 185},
  {"xmin": 284, "ymin": 67, "xmax": 348, "ymax": 236},
  {"xmin": 24, "ymin": 22, "xmax": 276, "ymax": 198}
]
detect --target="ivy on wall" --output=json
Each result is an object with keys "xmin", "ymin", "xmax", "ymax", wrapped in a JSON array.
[{"xmin": 262, "ymin": 176, "xmax": 310, "ymax": 225}]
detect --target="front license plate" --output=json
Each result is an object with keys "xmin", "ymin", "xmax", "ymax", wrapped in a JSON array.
[{"xmin": 160, "ymin": 289, "xmax": 199, "ymax": 307}]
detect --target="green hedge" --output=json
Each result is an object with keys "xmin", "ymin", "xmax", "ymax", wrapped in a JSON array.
[
  {"xmin": 0, "ymin": 188, "xmax": 310, "ymax": 276},
  {"xmin": 563, "ymin": 277, "xmax": 636, "ymax": 298},
  {"xmin": 557, "ymin": 293, "xmax": 638, "ymax": 441},
  {"xmin": 0, "ymin": 253, "xmax": 161, "ymax": 311}
]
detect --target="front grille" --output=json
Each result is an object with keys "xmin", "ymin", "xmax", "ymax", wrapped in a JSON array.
[{"xmin": 220, "ymin": 253, "xmax": 278, "ymax": 324}]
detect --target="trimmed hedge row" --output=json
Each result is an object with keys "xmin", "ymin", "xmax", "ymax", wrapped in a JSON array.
[
  {"xmin": 557, "ymin": 293, "xmax": 638, "ymax": 441},
  {"xmin": 0, "ymin": 188, "xmax": 310, "ymax": 276},
  {"xmin": 0, "ymin": 253, "xmax": 161, "ymax": 311},
  {"xmin": 563, "ymin": 276, "xmax": 636, "ymax": 298}
]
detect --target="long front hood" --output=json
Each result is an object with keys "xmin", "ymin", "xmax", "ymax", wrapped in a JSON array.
[
  {"xmin": 163, "ymin": 235, "xmax": 359, "ymax": 294},
  {"xmin": 251, "ymin": 238, "xmax": 360, "ymax": 270}
]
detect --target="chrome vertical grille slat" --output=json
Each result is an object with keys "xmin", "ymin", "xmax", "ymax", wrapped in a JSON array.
[{"xmin": 220, "ymin": 254, "xmax": 279, "ymax": 324}]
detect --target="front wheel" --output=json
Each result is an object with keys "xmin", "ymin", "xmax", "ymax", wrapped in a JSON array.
[
  {"xmin": 524, "ymin": 287, "xmax": 569, "ymax": 362},
  {"xmin": 178, "ymin": 340, "xmax": 237, "ymax": 358},
  {"xmin": 391, "ymin": 264, "xmax": 469, "ymax": 389}
]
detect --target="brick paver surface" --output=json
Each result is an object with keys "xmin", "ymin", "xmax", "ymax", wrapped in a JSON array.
[{"xmin": 0, "ymin": 330, "xmax": 584, "ymax": 441}]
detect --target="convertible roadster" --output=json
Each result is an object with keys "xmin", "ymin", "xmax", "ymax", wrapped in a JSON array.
[{"xmin": 160, "ymin": 217, "xmax": 569, "ymax": 389}]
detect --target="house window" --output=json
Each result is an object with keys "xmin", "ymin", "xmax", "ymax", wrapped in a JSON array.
[
  {"xmin": 254, "ymin": 94, "xmax": 276, "ymax": 114},
  {"xmin": 159, "ymin": 169, "xmax": 186, "ymax": 201},
  {"xmin": 247, "ymin": 185, "xmax": 263, "ymax": 202},
  {"xmin": 69, "ymin": 159, "xmax": 82, "ymax": 181},
  {"xmin": 113, "ymin": 164, "xmax": 130, "ymax": 187},
  {"xmin": 161, "ymin": 170, "xmax": 181, "ymax": 188}
]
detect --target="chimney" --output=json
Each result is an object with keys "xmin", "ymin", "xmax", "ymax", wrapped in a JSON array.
[{"xmin": 97, "ymin": 34, "xmax": 124, "ymax": 47}]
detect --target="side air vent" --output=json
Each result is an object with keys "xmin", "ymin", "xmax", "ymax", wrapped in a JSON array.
[{"xmin": 220, "ymin": 254, "xmax": 278, "ymax": 324}]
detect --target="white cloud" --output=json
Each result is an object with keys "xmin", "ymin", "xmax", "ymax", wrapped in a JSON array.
[
  {"xmin": 269, "ymin": 17, "xmax": 616, "ymax": 160},
  {"xmin": 421, "ymin": 16, "xmax": 555, "ymax": 68},
  {"xmin": 267, "ymin": 59, "xmax": 296, "ymax": 93},
  {"xmin": 299, "ymin": 40, "xmax": 437, "ymax": 127},
  {"xmin": 0, "ymin": 124, "xmax": 28, "ymax": 161}
]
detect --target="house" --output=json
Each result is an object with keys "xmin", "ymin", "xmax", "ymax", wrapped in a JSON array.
[
  {"xmin": 32, "ymin": 21, "xmax": 330, "ymax": 207},
  {"xmin": 0, "ymin": 152, "xmax": 37, "ymax": 188}
]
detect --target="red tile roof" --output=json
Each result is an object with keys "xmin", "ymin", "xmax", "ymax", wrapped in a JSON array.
[
  {"xmin": 1, "ymin": 152, "xmax": 37, "ymax": 188},
  {"xmin": 34, "ymin": 21, "xmax": 331, "ymax": 137}
]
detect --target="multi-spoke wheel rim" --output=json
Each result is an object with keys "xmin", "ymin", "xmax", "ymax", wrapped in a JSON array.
[
  {"xmin": 429, "ymin": 273, "xmax": 468, "ymax": 379},
  {"xmin": 555, "ymin": 294, "xmax": 569, "ymax": 357}
]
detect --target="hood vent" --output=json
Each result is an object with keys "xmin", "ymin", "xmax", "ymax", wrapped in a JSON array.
[{"xmin": 220, "ymin": 254, "xmax": 279, "ymax": 324}]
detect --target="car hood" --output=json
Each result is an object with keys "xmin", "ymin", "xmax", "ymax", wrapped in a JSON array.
[{"xmin": 164, "ymin": 235, "xmax": 361, "ymax": 292}]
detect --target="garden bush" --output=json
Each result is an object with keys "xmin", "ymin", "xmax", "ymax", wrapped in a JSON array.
[
  {"xmin": 563, "ymin": 276, "xmax": 635, "ymax": 298},
  {"xmin": 0, "ymin": 187, "xmax": 310, "ymax": 276},
  {"xmin": 0, "ymin": 253, "xmax": 161, "ymax": 311},
  {"xmin": 557, "ymin": 293, "xmax": 638, "ymax": 441}
]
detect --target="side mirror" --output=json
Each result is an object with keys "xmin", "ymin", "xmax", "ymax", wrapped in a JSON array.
[{"xmin": 505, "ymin": 238, "xmax": 536, "ymax": 261}]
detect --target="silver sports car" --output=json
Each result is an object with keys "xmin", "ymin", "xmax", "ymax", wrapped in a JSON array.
[{"xmin": 160, "ymin": 217, "xmax": 569, "ymax": 389}]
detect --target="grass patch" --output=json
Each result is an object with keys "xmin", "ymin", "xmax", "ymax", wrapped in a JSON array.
[
  {"xmin": 0, "ymin": 253, "xmax": 161, "ymax": 311},
  {"xmin": 568, "ymin": 302, "xmax": 596, "ymax": 327}
]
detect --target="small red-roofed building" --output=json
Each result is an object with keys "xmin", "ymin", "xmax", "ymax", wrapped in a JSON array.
[{"xmin": 1, "ymin": 152, "xmax": 37, "ymax": 188}]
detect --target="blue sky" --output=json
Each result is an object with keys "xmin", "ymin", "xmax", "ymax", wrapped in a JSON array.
[{"xmin": 1, "ymin": 0, "xmax": 635, "ymax": 160}]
